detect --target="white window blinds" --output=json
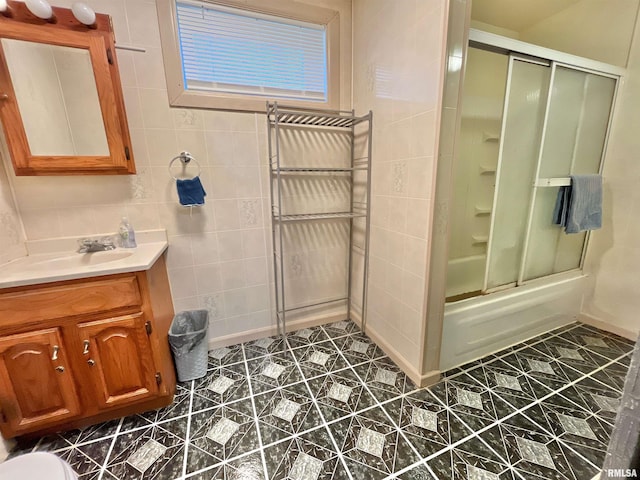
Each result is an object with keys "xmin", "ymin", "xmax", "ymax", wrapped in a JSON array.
[{"xmin": 176, "ymin": 1, "xmax": 328, "ymax": 102}]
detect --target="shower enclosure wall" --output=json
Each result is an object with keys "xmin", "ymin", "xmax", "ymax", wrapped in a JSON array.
[{"xmin": 441, "ymin": 32, "xmax": 619, "ymax": 370}]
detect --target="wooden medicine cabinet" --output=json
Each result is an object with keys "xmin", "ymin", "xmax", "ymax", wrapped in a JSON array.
[{"xmin": 0, "ymin": 1, "xmax": 135, "ymax": 175}]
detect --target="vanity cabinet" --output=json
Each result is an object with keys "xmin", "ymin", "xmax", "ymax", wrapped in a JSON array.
[
  {"xmin": 77, "ymin": 313, "xmax": 159, "ymax": 409},
  {"xmin": 0, "ymin": 256, "xmax": 176, "ymax": 438},
  {"xmin": 0, "ymin": 328, "xmax": 81, "ymax": 435}
]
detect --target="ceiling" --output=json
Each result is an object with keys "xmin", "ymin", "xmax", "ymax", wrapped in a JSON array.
[{"xmin": 471, "ymin": 0, "xmax": 582, "ymax": 32}]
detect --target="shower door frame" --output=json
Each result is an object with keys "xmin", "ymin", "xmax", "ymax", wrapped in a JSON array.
[{"xmin": 474, "ymin": 32, "xmax": 622, "ymax": 294}]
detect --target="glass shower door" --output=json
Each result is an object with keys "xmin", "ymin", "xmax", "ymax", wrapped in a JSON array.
[
  {"xmin": 484, "ymin": 57, "xmax": 550, "ymax": 290},
  {"xmin": 520, "ymin": 66, "xmax": 616, "ymax": 281}
]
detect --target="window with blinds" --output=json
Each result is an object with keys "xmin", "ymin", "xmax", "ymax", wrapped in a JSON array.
[{"xmin": 175, "ymin": 1, "xmax": 328, "ymax": 102}]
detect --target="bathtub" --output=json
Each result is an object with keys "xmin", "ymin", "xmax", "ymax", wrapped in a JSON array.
[{"xmin": 440, "ymin": 270, "xmax": 586, "ymax": 371}]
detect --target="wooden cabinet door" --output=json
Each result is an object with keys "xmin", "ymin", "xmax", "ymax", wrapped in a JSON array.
[
  {"xmin": 77, "ymin": 313, "xmax": 158, "ymax": 409},
  {"xmin": 0, "ymin": 328, "xmax": 80, "ymax": 435}
]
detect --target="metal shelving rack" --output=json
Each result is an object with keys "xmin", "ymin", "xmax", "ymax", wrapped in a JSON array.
[{"xmin": 266, "ymin": 101, "xmax": 373, "ymax": 338}]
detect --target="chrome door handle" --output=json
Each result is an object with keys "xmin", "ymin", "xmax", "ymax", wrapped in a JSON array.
[
  {"xmin": 83, "ymin": 340, "xmax": 90, "ymax": 355},
  {"xmin": 52, "ymin": 345, "xmax": 59, "ymax": 361}
]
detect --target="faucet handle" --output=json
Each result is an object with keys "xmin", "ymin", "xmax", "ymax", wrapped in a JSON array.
[{"xmin": 98, "ymin": 236, "xmax": 116, "ymax": 248}]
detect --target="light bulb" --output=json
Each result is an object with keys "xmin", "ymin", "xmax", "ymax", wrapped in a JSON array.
[
  {"xmin": 71, "ymin": 2, "xmax": 95, "ymax": 26},
  {"xmin": 25, "ymin": 0, "xmax": 53, "ymax": 19}
]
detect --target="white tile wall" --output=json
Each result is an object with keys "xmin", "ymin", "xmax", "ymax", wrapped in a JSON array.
[
  {"xmin": 582, "ymin": 13, "xmax": 640, "ymax": 336},
  {"xmin": 0, "ymin": 0, "xmax": 272, "ymax": 341},
  {"xmin": 1, "ymin": 0, "xmax": 356, "ymax": 344},
  {"xmin": 353, "ymin": 0, "xmax": 448, "ymax": 369}
]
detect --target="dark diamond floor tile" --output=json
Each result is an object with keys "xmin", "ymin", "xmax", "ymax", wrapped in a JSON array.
[
  {"xmin": 382, "ymin": 389, "xmax": 469, "ymax": 458},
  {"xmin": 291, "ymin": 341, "xmax": 350, "ymax": 379},
  {"xmin": 32, "ymin": 419, "xmax": 121, "ymax": 453},
  {"xmin": 48, "ymin": 441, "xmax": 108, "ymax": 478},
  {"xmin": 557, "ymin": 326, "xmax": 633, "ymax": 360},
  {"xmin": 105, "ymin": 424, "xmax": 185, "ymax": 480},
  {"xmin": 264, "ymin": 426, "xmax": 350, "ymax": 480},
  {"xmin": 510, "ymin": 347, "xmax": 584, "ymax": 391},
  {"xmin": 466, "ymin": 359, "xmax": 552, "ymax": 410},
  {"xmin": 427, "ymin": 441, "xmax": 518, "ymax": 480},
  {"xmin": 353, "ymin": 357, "xmax": 417, "ymax": 402},
  {"xmin": 254, "ymin": 381, "xmax": 322, "ymax": 446},
  {"xmin": 286, "ymin": 325, "xmax": 330, "ymax": 350},
  {"xmin": 75, "ymin": 436, "xmax": 113, "ymax": 466},
  {"xmin": 558, "ymin": 378, "xmax": 622, "ymax": 425},
  {"xmin": 134, "ymin": 381, "xmax": 192, "ymax": 426},
  {"xmin": 617, "ymin": 354, "xmax": 632, "ymax": 367},
  {"xmin": 246, "ymin": 351, "xmax": 304, "ymax": 394},
  {"xmin": 244, "ymin": 335, "xmax": 288, "ymax": 360},
  {"xmin": 392, "ymin": 463, "xmax": 435, "ymax": 479},
  {"xmin": 531, "ymin": 336, "xmax": 611, "ymax": 374},
  {"xmin": 327, "ymin": 406, "xmax": 421, "ymax": 478},
  {"xmin": 479, "ymin": 417, "xmax": 599, "ymax": 480},
  {"xmin": 307, "ymin": 368, "xmax": 377, "ymax": 423},
  {"xmin": 187, "ymin": 451, "xmax": 266, "ymax": 479},
  {"xmin": 322, "ymin": 319, "xmax": 361, "ymax": 339},
  {"xmin": 589, "ymin": 362, "xmax": 630, "ymax": 392},
  {"xmin": 553, "ymin": 323, "xmax": 580, "ymax": 334},
  {"xmin": 521, "ymin": 396, "xmax": 612, "ymax": 467},
  {"xmin": 193, "ymin": 362, "xmax": 251, "ymax": 408},
  {"xmin": 428, "ymin": 375, "xmax": 515, "ymax": 433},
  {"xmin": 186, "ymin": 398, "xmax": 259, "ymax": 474},
  {"xmin": 577, "ymin": 324, "xmax": 636, "ymax": 347},
  {"xmin": 59, "ymin": 452, "xmax": 100, "ymax": 478},
  {"xmin": 207, "ymin": 344, "xmax": 244, "ymax": 369},
  {"xmin": 441, "ymin": 358, "xmax": 484, "ymax": 380},
  {"xmin": 333, "ymin": 333, "xmax": 386, "ymax": 365}
]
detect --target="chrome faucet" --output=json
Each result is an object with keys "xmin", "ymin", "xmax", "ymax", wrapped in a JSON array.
[{"xmin": 77, "ymin": 237, "xmax": 116, "ymax": 253}]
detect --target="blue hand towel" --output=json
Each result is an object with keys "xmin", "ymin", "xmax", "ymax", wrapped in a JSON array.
[
  {"xmin": 176, "ymin": 176, "xmax": 206, "ymax": 206},
  {"xmin": 552, "ymin": 174, "xmax": 602, "ymax": 234}
]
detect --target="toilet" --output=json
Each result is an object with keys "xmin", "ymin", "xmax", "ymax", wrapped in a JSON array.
[{"xmin": 0, "ymin": 452, "xmax": 77, "ymax": 480}]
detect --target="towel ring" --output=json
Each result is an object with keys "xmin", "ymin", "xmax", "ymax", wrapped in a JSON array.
[{"xmin": 169, "ymin": 151, "xmax": 202, "ymax": 180}]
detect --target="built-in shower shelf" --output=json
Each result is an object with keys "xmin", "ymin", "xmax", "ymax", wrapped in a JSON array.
[
  {"xmin": 474, "ymin": 206, "xmax": 492, "ymax": 216},
  {"xmin": 480, "ymin": 165, "xmax": 497, "ymax": 174},
  {"xmin": 483, "ymin": 132, "xmax": 500, "ymax": 142},
  {"xmin": 472, "ymin": 235, "xmax": 489, "ymax": 244}
]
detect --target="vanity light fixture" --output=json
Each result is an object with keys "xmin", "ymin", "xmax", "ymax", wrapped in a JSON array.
[
  {"xmin": 24, "ymin": 0, "xmax": 55, "ymax": 22},
  {"xmin": 0, "ymin": 0, "xmax": 12, "ymax": 17},
  {"xmin": 71, "ymin": 2, "xmax": 96, "ymax": 27}
]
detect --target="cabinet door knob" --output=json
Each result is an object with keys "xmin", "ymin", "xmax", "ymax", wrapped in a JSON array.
[
  {"xmin": 83, "ymin": 340, "xmax": 90, "ymax": 355},
  {"xmin": 55, "ymin": 366, "xmax": 65, "ymax": 373},
  {"xmin": 87, "ymin": 359, "xmax": 95, "ymax": 367},
  {"xmin": 51, "ymin": 345, "xmax": 59, "ymax": 361}
]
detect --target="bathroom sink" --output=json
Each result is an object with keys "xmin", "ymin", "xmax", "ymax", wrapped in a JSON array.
[{"xmin": 26, "ymin": 250, "xmax": 135, "ymax": 270}]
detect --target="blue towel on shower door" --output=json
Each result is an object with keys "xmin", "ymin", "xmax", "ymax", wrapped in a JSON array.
[{"xmin": 552, "ymin": 174, "xmax": 602, "ymax": 233}]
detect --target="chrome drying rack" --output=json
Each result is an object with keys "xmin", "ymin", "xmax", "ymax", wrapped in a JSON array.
[{"xmin": 266, "ymin": 102, "xmax": 373, "ymax": 338}]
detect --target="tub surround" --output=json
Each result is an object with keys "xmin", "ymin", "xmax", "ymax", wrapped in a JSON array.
[{"xmin": 0, "ymin": 229, "xmax": 167, "ymax": 289}]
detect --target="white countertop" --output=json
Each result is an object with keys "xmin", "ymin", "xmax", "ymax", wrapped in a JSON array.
[{"xmin": 0, "ymin": 230, "xmax": 168, "ymax": 289}]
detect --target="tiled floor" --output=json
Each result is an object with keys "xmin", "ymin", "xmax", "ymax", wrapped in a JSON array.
[{"xmin": 8, "ymin": 320, "xmax": 634, "ymax": 480}]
